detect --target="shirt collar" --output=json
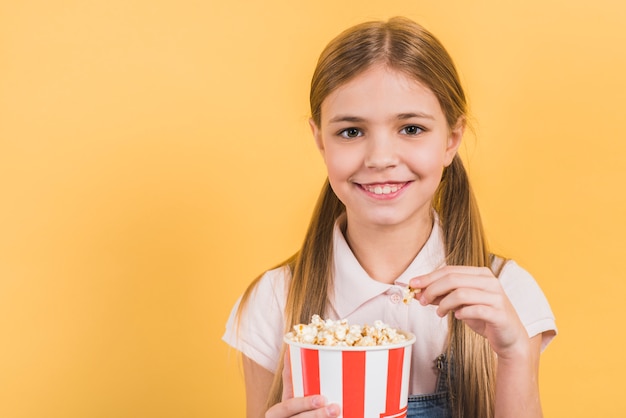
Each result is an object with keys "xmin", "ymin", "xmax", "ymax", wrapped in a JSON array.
[{"xmin": 331, "ymin": 213, "xmax": 446, "ymax": 319}]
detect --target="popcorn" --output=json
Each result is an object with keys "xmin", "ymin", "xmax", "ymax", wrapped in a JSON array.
[
  {"xmin": 285, "ymin": 315, "xmax": 407, "ymax": 347},
  {"xmin": 402, "ymin": 286, "xmax": 420, "ymax": 304}
]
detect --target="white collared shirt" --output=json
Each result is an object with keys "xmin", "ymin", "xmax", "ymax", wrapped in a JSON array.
[{"xmin": 223, "ymin": 218, "xmax": 556, "ymax": 394}]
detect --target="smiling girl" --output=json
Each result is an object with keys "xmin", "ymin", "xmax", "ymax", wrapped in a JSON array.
[{"xmin": 223, "ymin": 17, "xmax": 556, "ymax": 418}]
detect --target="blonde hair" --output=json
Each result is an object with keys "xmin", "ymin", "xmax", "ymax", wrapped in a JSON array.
[{"xmin": 239, "ymin": 17, "xmax": 498, "ymax": 418}]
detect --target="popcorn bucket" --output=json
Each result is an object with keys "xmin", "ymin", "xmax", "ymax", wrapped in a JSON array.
[{"xmin": 284, "ymin": 333, "xmax": 416, "ymax": 418}]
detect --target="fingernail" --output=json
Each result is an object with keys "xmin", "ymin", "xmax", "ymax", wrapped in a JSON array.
[
  {"xmin": 312, "ymin": 395, "xmax": 326, "ymax": 408},
  {"xmin": 326, "ymin": 404, "xmax": 340, "ymax": 417}
]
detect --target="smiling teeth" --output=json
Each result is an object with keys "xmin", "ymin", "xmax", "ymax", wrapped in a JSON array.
[{"xmin": 365, "ymin": 184, "xmax": 400, "ymax": 195}]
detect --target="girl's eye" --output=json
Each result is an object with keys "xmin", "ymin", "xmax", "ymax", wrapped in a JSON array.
[
  {"xmin": 339, "ymin": 128, "xmax": 362, "ymax": 139},
  {"xmin": 401, "ymin": 125, "xmax": 423, "ymax": 135}
]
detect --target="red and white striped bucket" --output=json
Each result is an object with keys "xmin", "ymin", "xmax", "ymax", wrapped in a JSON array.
[{"xmin": 285, "ymin": 333, "xmax": 415, "ymax": 418}]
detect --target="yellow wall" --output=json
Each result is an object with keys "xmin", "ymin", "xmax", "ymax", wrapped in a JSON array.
[{"xmin": 1, "ymin": 1, "xmax": 624, "ymax": 416}]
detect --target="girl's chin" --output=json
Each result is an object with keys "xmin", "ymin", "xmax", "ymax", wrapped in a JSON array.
[{"xmin": 347, "ymin": 212, "xmax": 430, "ymax": 229}]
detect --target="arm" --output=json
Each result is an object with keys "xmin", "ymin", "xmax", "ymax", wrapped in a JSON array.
[
  {"xmin": 494, "ymin": 334, "xmax": 543, "ymax": 418},
  {"xmin": 243, "ymin": 355, "xmax": 274, "ymax": 418},
  {"xmin": 242, "ymin": 355, "xmax": 340, "ymax": 418}
]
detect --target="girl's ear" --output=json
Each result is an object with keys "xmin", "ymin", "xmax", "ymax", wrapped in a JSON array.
[
  {"xmin": 309, "ymin": 118, "xmax": 325, "ymax": 153},
  {"xmin": 444, "ymin": 116, "xmax": 464, "ymax": 166}
]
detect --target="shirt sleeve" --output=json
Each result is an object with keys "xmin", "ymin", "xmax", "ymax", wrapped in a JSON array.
[
  {"xmin": 222, "ymin": 267, "xmax": 289, "ymax": 373},
  {"xmin": 499, "ymin": 260, "xmax": 557, "ymax": 351}
]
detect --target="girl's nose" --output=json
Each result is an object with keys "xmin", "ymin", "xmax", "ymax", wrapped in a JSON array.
[{"xmin": 364, "ymin": 135, "xmax": 399, "ymax": 169}]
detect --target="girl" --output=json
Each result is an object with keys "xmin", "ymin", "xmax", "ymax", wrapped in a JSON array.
[{"xmin": 223, "ymin": 17, "xmax": 556, "ymax": 418}]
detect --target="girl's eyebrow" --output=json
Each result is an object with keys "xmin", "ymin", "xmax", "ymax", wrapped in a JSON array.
[
  {"xmin": 397, "ymin": 112, "xmax": 435, "ymax": 120},
  {"xmin": 328, "ymin": 115, "xmax": 365, "ymax": 124},
  {"xmin": 328, "ymin": 112, "xmax": 435, "ymax": 124}
]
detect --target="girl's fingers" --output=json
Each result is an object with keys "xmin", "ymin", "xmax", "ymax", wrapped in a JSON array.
[
  {"xmin": 267, "ymin": 352, "xmax": 341, "ymax": 418},
  {"xmin": 265, "ymin": 395, "xmax": 340, "ymax": 418},
  {"xmin": 409, "ymin": 265, "xmax": 493, "ymax": 295},
  {"xmin": 418, "ymin": 275, "xmax": 498, "ymax": 307},
  {"xmin": 410, "ymin": 265, "xmax": 490, "ymax": 284},
  {"xmin": 433, "ymin": 287, "xmax": 500, "ymax": 317}
]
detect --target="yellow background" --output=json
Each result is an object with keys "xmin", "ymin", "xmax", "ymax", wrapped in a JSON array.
[{"xmin": 1, "ymin": 0, "xmax": 624, "ymax": 417}]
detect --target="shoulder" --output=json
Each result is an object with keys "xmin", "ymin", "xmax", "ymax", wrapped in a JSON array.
[
  {"xmin": 249, "ymin": 265, "xmax": 291, "ymax": 303},
  {"xmin": 243, "ymin": 264, "xmax": 292, "ymax": 326},
  {"xmin": 498, "ymin": 259, "xmax": 544, "ymax": 295},
  {"xmin": 497, "ymin": 259, "xmax": 547, "ymax": 304},
  {"xmin": 222, "ymin": 265, "xmax": 291, "ymax": 372}
]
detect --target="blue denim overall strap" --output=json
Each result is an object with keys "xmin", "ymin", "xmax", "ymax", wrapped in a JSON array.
[{"xmin": 406, "ymin": 354, "xmax": 452, "ymax": 418}]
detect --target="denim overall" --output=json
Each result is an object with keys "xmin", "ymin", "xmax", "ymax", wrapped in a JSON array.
[{"xmin": 406, "ymin": 354, "xmax": 452, "ymax": 418}]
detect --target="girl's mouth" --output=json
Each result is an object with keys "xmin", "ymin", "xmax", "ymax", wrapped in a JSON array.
[{"xmin": 359, "ymin": 182, "xmax": 409, "ymax": 196}]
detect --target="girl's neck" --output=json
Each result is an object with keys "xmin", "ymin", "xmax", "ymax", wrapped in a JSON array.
[{"xmin": 342, "ymin": 213, "xmax": 434, "ymax": 284}]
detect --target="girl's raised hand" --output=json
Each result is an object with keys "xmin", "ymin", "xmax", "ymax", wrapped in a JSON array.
[
  {"xmin": 409, "ymin": 266, "xmax": 529, "ymax": 360},
  {"xmin": 265, "ymin": 355, "xmax": 340, "ymax": 418}
]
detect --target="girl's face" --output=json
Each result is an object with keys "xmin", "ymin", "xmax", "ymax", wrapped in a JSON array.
[{"xmin": 310, "ymin": 65, "xmax": 463, "ymax": 231}]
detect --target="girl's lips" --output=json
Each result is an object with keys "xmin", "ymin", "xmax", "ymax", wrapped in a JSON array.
[{"xmin": 358, "ymin": 182, "xmax": 410, "ymax": 197}]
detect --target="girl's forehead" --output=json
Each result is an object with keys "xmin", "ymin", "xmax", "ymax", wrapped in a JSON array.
[
  {"xmin": 333, "ymin": 64, "xmax": 430, "ymax": 94},
  {"xmin": 320, "ymin": 65, "xmax": 444, "ymax": 122}
]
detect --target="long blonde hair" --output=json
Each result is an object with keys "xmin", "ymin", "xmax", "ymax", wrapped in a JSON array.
[{"xmin": 239, "ymin": 17, "xmax": 497, "ymax": 418}]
